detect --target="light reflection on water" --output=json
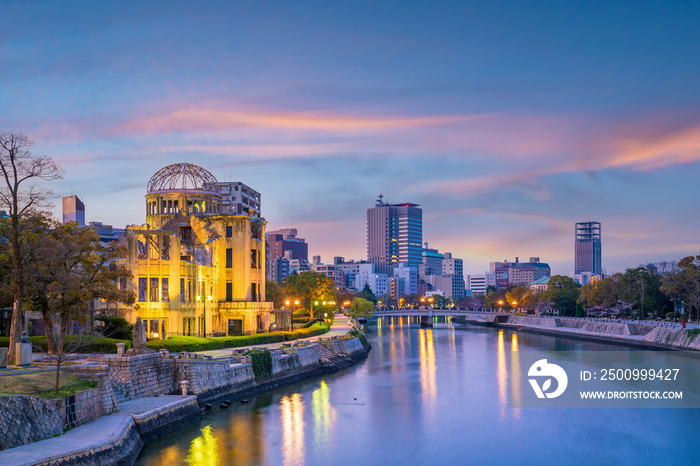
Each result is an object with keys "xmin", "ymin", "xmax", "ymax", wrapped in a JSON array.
[{"xmin": 137, "ymin": 322, "xmax": 700, "ymax": 466}]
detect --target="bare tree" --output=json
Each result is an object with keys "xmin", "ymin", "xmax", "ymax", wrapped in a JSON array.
[{"xmin": 0, "ymin": 132, "xmax": 63, "ymax": 364}]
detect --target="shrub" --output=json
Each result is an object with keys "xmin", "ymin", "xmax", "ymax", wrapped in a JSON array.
[
  {"xmin": 348, "ymin": 329, "xmax": 369, "ymax": 348},
  {"xmin": 143, "ymin": 323, "xmax": 330, "ymax": 352},
  {"xmin": 665, "ymin": 312, "xmax": 676, "ymax": 320},
  {"xmin": 250, "ymin": 350, "xmax": 272, "ymax": 378},
  {"xmin": 0, "ymin": 335, "xmax": 131, "ymax": 353},
  {"xmin": 94, "ymin": 314, "xmax": 134, "ymax": 341}
]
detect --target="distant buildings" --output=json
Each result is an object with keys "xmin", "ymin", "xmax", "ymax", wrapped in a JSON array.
[
  {"xmin": 62, "ymin": 195, "xmax": 85, "ymax": 226},
  {"xmin": 575, "ymin": 221, "xmax": 602, "ymax": 275},
  {"xmin": 217, "ymin": 181, "xmax": 261, "ymax": 217},
  {"xmin": 367, "ymin": 195, "xmax": 422, "ymax": 275},
  {"xmin": 268, "ymin": 228, "xmax": 308, "ymax": 261},
  {"xmin": 467, "ymin": 272, "xmax": 497, "ymax": 296},
  {"xmin": 489, "ymin": 257, "xmax": 551, "ymax": 287}
]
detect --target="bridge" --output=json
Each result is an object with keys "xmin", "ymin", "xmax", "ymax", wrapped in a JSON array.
[{"xmin": 371, "ymin": 309, "xmax": 510, "ymax": 327}]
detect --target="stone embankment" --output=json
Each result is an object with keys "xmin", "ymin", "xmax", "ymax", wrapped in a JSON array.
[
  {"xmin": 0, "ymin": 336, "xmax": 371, "ymax": 464},
  {"xmin": 489, "ymin": 315, "xmax": 700, "ymax": 351}
]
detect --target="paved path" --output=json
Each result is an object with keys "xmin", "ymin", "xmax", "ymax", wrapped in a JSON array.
[
  {"xmin": 0, "ymin": 396, "xmax": 196, "ymax": 465},
  {"xmin": 0, "ymin": 412, "xmax": 133, "ymax": 466},
  {"xmin": 200, "ymin": 313, "xmax": 354, "ymax": 359}
]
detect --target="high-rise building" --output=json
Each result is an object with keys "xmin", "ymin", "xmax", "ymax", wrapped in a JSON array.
[
  {"xmin": 442, "ymin": 252, "xmax": 465, "ymax": 300},
  {"xmin": 508, "ymin": 257, "xmax": 551, "ymax": 286},
  {"xmin": 367, "ymin": 195, "xmax": 422, "ymax": 275},
  {"xmin": 267, "ymin": 228, "xmax": 308, "ymax": 261},
  {"xmin": 217, "ymin": 182, "xmax": 261, "ymax": 217},
  {"xmin": 575, "ymin": 221, "xmax": 602, "ymax": 275},
  {"xmin": 62, "ymin": 195, "xmax": 85, "ymax": 226}
]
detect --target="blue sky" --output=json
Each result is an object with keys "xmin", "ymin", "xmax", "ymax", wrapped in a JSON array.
[{"xmin": 2, "ymin": 0, "xmax": 700, "ymax": 275}]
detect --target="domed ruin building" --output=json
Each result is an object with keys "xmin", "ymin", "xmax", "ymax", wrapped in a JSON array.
[{"xmin": 96, "ymin": 163, "xmax": 274, "ymax": 337}]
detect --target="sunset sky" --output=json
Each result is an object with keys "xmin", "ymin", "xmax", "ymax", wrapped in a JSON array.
[{"xmin": 3, "ymin": 0, "xmax": 700, "ymax": 275}]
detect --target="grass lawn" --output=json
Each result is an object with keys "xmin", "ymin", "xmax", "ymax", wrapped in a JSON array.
[{"xmin": 0, "ymin": 370, "xmax": 97, "ymax": 399}]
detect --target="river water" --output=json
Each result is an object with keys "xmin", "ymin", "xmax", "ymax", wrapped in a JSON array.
[{"xmin": 136, "ymin": 318, "xmax": 700, "ymax": 465}]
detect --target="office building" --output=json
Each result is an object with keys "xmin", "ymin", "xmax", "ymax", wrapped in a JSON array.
[
  {"xmin": 367, "ymin": 195, "xmax": 422, "ymax": 275},
  {"xmin": 267, "ymin": 228, "xmax": 308, "ymax": 261},
  {"xmin": 62, "ymin": 195, "xmax": 85, "ymax": 226},
  {"xmin": 575, "ymin": 221, "xmax": 602, "ymax": 275},
  {"xmin": 442, "ymin": 252, "xmax": 465, "ymax": 299},
  {"xmin": 508, "ymin": 257, "xmax": 551, "ymax": 286},
  {"xmin": 217, "ymin": 181, "xmax": 261, "ymax": 217},
  {"xmin": 467, "ymin": 272, "xmax": 497, "ymax": 296}
]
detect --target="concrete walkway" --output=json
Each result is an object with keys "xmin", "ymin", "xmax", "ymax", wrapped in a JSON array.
[
  {"xmin": 0, "ymin": 396, "xmax": 196, "ymax": 465},
  {"xmin": 200, "ymin": 313, "xmax": 354, "ymax": 359},
  {"xmin": 0, "ymin": 412, "xmax": 134, "ymax": 466}
]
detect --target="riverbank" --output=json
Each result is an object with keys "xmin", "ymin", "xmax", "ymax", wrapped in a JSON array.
[
  {"xmin": 456, "ymin": 314, "xmax": 700, "ymax": 351},
  {"xmin": 0, "ymin": 315, "xmax": 371, "ymax": 464}
]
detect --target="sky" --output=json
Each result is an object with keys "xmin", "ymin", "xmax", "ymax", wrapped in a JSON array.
[{"xmin": 2, "ymin": 0, "xmax": 700, "ymax": 276}]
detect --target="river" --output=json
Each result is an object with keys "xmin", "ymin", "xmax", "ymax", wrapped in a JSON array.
[{"xmin": 136, "ymin": 318, "xmax": 700, "ymax": 465}]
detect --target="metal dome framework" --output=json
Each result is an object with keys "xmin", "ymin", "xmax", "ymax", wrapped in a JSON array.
[{"xmin": 147, "ymin": 163, "xmax": 219, "ymax": 193}]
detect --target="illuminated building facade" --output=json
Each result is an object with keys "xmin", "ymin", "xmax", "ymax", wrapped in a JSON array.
[
  {"xmin": 96, "ymin": 163, "xmax": 272, "ymax": 337},
  {"xmin": 367, "ymin": 195, "xmax": 422, "ymax": 275}
]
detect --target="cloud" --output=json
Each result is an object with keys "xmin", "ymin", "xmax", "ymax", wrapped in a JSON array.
[{"xmin": 119, "ymin": 108, "xmax": 482, "ymax": 135}]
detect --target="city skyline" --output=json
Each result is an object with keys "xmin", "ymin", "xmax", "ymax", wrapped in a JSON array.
[{"xmin": 4, "ymin": 1, "xmax": 700, "ymax": 276}]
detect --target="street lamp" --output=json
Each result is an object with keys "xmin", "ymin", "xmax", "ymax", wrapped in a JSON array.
[
  {"xmin": 498, "ymin": 300, "xmax": 504, "ymax": 313},
  {"xmin": 196, "ymin": 294, "xmax": 213, "ymax": 337},
  {"xmin": 512, "ymin": 300, "xmax": 518, "ymax": 313}
]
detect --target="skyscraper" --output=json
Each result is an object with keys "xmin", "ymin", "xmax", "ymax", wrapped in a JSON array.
[
  {"xmin": 367, "ymin": 195, "xmax": 422, "ymax": 275},
  {"xmin": 62, "ymin": 195, "xmax": 85, "ymax": 226},
  {"xmin": 575, "ymin": 221, "xmax": 602, "ymax": 275}
]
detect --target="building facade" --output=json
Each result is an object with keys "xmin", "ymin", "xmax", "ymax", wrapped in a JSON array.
[
  {"xmin": 62, "ymin": 195, "xmax": 85, "ymax": 226},
  {"xmin": 267, "ymin": 228, "xmax": 308, "ymax": 261},
  {"xmin": 95, "ymin": 163, "xmax": 272, "ymax": 337},
  {"xmin": 367, "ymin": 195, "xmax": 422, "ymax": 275},
  {"xmin": 217, "ymin": 182, "xmax": 261, "ymax": 217},
  {"xmin": 575, "ymin": 221, "xmax": 602, "ymax": 275}
]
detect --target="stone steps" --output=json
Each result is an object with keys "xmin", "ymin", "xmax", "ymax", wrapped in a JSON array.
[{"xmin": 318, "ymin": 345, "xmax": 354, "ymax": 371}]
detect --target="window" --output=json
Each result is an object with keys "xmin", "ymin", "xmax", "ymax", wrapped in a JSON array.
[
  {"xmin": 226, "ymin": 282, "xmax": 232, "ymax": 302},
  {"xmin": 162, "ymin": 277, "xmax": 169, "ymax": 302},
  {"xmin": 150, "ymin": 277, "xmax": 159, "ymax": 302},
  {"xmin": 251, "ymin": 283, "xmax": 258, "ymax": 302},
  {"xmin": 180, "ymin": 278, "xmax": 185, "ymax": 302},
  {"xmin": 226, "ymin": 248, "xmax": 232, "ymax": 268},
  {"xmin": 226, "ymin": 226, "xmax": 232, "ymax": 238},
  {"xmin": 119, "ymin": 278, "xmax": 127, "ymax": 291},
  {"xmin": 251, "ymin": 249, "xmax": 258, "ymax": 269},
  {"xmin": 138, "ymin": 278, "xmax": 147, "ymax": 302}
]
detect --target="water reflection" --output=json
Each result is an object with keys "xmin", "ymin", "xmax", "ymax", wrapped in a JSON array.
[
  {"xmin": 280, "ymin": 393, "xmax": 305, "ymax": 466},
  {"xmin": 312, "ymin": 381, "xmax": 336, "ymax": 446},
  {"xmin": 510, "ymin": 334, "xmax": 522, "ymax": 422},
  {"xmin": 186, "ymin": 425, "xmax": 219, "ymax": 466},
  {"xmin": 419, "ymin": 328, "xmax": 437, "ymax": 411},
  {"xmin": 497, "ymin": 330, "xmax": 506, "ymax": 418}
]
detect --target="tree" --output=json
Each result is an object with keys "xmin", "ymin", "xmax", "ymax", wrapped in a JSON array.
[
  {"xmin": 265, "ymin": 279, "xmax": 284, "ymax": 308},
  {"xmin": 283, "ymin": 271, "xmax": 336, "ymax": 320},
  {"xmin": 621, "ymin": 267, "xmax": 659, "ymax": 319},
  {"xmin": 27, "ymin": 222, "xmax": 134, "ymax": 394},
  {"xmin": 544, "ymin": 275, "xmax": 580, "ymax": 316},
  {"xmin": 356, "ymin": 283, "xmax": 377, "ymax": 304},
  {"xmin": 0, "ymin": 132, "xmax": 62, "ymax": 363},
  {"xmin": 348, "ymin": 297, "xmax": 374, "ymax": 319},
  {"xmin": 505, "ymin": 286, "xmax": 528, "ymax": 310},
  {"xmin": 676, "ymin": 256, "xmax": 700, "ymax": 321}
]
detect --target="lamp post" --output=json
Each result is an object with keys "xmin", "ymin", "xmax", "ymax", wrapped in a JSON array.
[
  {"xmin": 498, "ymin": 300, "xmax": 504, "ymax": 313},
  {"xmin": 196, "ymin": 294, "xmax": 213, "ymax": 337},
  {"xmin": 512, "ymin": 300, "xmax": 518, "ymax": 313}
]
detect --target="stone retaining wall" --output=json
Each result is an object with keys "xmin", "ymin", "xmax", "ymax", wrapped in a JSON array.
[
  {"xmin": 99, "ymin": 353, "xmax": 176, "ymax": 400},
  {"xmin": 322, "ymin": 338, "xmax": 366, "ymax": 360},
  {"xmin": 642, "ymin": 328, "xmax": 700, "ymax": 350},
  {"xmin": 132, "ymin": 397, "xmax": 203, "ymax": 443},
  {"xmin": 506, "ymin": 316, "xmax": 557, "ymax": 327},
  {"xmin": 0, "ymin": 395, "xmax": 63, "ymax": 450}
]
